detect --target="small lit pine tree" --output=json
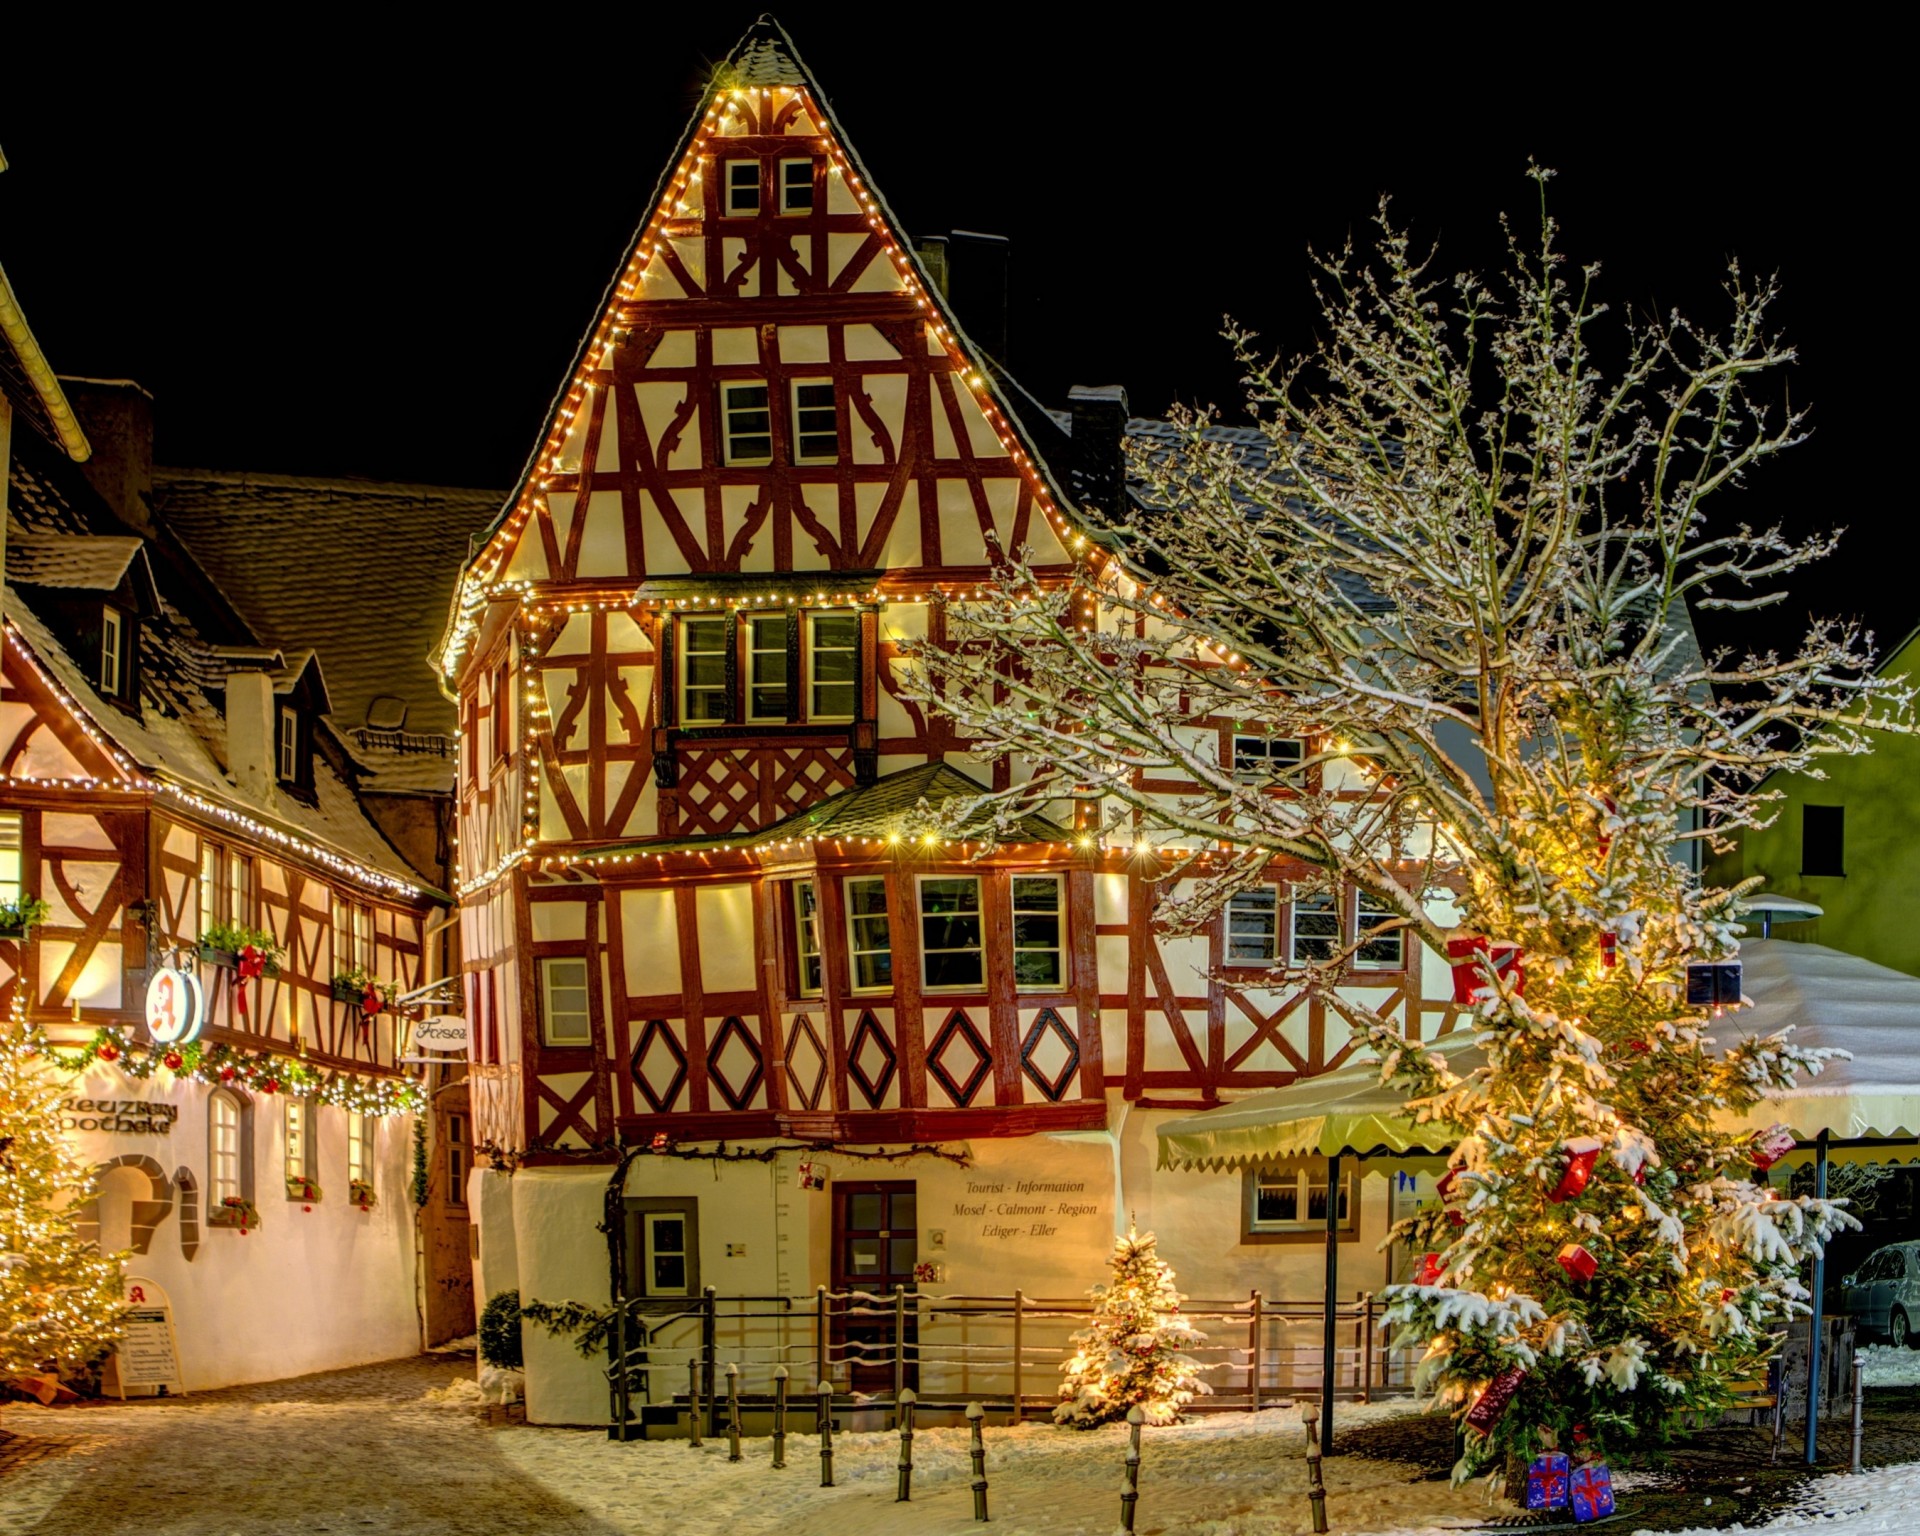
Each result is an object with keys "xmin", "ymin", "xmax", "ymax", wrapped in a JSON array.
[
  {"xmin": 1, "ymin": 1005, "xmax": 128, "ymax": 1383},
  {"xmin": 1055, "ymin": 1226, "xmax": 1210, "ymax": 1426}
]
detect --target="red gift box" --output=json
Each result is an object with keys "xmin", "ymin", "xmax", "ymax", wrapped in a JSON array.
[
  {"xmin": 1415, "ymin": 1252, "xmax": 1445, "ymax": 1286},
  {"xmin": 1549, "ymin": 1137, "xmax": 1604, "ymax": 1203},
  {"xmin": 1750, "ymin": 1124, "xmax": 1797, "ymax": 1172},
  {"xmin": 1556, "ymin": 1241, "xmax": 1598, "ymax": 1282},
  {"xmin": 1569, "ymin": 1462, "xmax": 1614, "ymax": 1522},
  {"xmin": 1463, "ymin": 1365, "xmax": 1526, "ymax": 1431},
  {"xmin": 1447, "ymin": 936, "xmax": 1525, "ymax": 1004}
]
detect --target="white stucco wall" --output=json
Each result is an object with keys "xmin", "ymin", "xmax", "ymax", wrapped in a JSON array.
[
  {"xmin": 512, "ymin": 1165, "xmax": 612, "ymax": 1425},
  {"xmin": 64, "ymin": 1062, "xmax": 419, "ymax": 1391}
]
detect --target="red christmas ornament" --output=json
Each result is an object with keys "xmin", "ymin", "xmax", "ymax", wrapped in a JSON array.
[
  {"xmin": 1750, "ymin": 1124, "xmax": 1797, "ymax": 1172},
  {"xmin": 302, "ymin": 1204, "xmax": 312, "ymax": 1213},
  {"xmin": 1549, "ymin": 1137, "xmax": 1604, "ymax": 1203},
  {"xmin": 98, "ymin": 1044, "xmax": 120, "ymax": 1062},
  {"xmin": 1598, "ymin": 931, "xmax": 1617, "ymax": 969},
  {"xmin": 1446, "ymin": 936, "xmax": 1525, "ymax": 1004},
  {"xmin": 1555, "ymin": 1242, "xmax": 1599, "ymax": 1282},
  {"xmin": 162, "ymin": 1051, "xmax": 183, "ymax": 1071},
  {"xmin": 235, "ymin": 943, "xmax": 267, "ymax": 1021},
  {"xmin": 1415, "ymin": 1252, "xmax": 1445, "ymax": 1286},
  {"xmin": 1464, "ymin": 1365, "xmax": 1527, "ymax": 1431},
  {"xmin": 262, "ymin": 1078, "xmax": 279, "ymax": 1094},
  {"xmin": 1720, "ymin": 1287, "xmax": 1736, "ymax": 1303},
  {"xmin": 220, "ymin": 1066, "xmax": 238, "ymax": 1083},
  {"xmin": 361, "ymin": 983, "xmax": 383, "ymax": 1016},
  {"xmin": 1625, "ymin": 1038, "xmax": 1651, "ymax": 1055}
]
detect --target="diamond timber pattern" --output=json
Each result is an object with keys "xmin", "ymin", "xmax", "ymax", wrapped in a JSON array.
[
  {"xmin": 847, "ymin": 1009, "xmax": 897, "ymax": 1109},
  {"xmin": 706, "ymin": 1014, "xmax": 766, "ymax": 1111},
  {"xmin": 674, "ymin": 744, "xmax": 856, "ymax": 835},
  {"xmin": 927, "ymin": 1008, "xmax": 992, "ymax": 1108},
  {"xmin": 631, "ymin": 1018, "xmax": 688, "ymax": 1112},
  {"xmin": 784, "ymin": 1013, "xmax": 829, "ymax": 1111},
  {"xmin": 1020, "ymin": 1008, "xmax": 1080, "ymax": 1102}
]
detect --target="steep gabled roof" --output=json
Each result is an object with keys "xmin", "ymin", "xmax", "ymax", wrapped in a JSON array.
[
  {"xmin": 0, "ymin": 260, "xmax": 90, "ymax": 461},
  {"xmin": 4, "ymin": 531, "xmax": 160, "ymax": 610}
]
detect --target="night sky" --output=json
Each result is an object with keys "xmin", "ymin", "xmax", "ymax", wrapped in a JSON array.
[{"xmin": 0, "ymin": 11, "xmax": 1887, "ymax": 658}]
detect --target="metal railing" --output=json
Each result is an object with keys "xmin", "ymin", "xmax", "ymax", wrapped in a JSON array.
[{"xmin": 603, "ymin": 1285, "xmax": 1420, "ymax": 1438}]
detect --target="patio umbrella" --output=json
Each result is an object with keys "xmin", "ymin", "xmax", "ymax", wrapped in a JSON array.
[{"xmin": 1156, "ymin": 1032, "xmax": 1483, "ymax": 1446}]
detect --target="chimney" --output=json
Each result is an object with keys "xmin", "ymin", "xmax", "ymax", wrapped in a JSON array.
[
  {"xmin": 225, "ymin": 669, "xmax": 277, "ymax": 804},
  {"xmin": 60, "ymin": 378, "xmax": 154, "ymax": 534},
  {"xmin": 1068, "ymin": 385, "xmax": 1130, "ymax": 518},
  {"xmin": 913, "ymin": 235, "xmax": 949, "ymax": 297},
  {"xmin": 945, "ymin": 231, "xmax": 1010, "ymax": 367}
]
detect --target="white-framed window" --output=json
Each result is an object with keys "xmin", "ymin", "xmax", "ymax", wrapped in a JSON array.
[
  {"xmin": 209, "ymin": 1090, "xmax": 244, "ymax": 1205},
  {"xmin": 1247, "ymin": 1164, "xmax": 1354, "ymax": 1234},
  {"xmin": 347, "ymin": 1113, "xmax": 371, "ymax": 1187},
  {"xmin": 284, "ymin": 1098, "xmax": 309, "ymax": 1188},
  {"xmin": 100, "ymin": 607, "xmax": 124, "ymax": 697},
  {"xmin": 276, "ymin": 706, "xmax": 300, "ymax": 782},
  {"xmin": 679, "ymin": 616, "xmax": 731, "ymax": 723},
  {"xmin": 227, "ymin": 853, "xmax": 254, "ymax": 928},
  {"xmin": 0, "ymin": 812, "xmax": 22, "ymax": 904},
  {"xmin": 720, "ymin": 380, "xmax": 773, "ymax": 465},
  {"xmin": 918, "ymin": 875, "xmax": 984, "ymax": 990},
  {"xmin": 725, "ymin": 159, "xmax": 760, "ymax": 215},
  {"xmin": 539, "ymin": 956, "xmax": 592, "ymax": 1045},
  {"xmin": 332, "ymin": 894, "xmax": 355, "ymax": 972},
  {"xmin": 789, "ymin": 379, "xmax": 839, "ymax": 463},
  {"xmin": 492, "ymin": 659, "xmax": 512, "ymax": 764},
  {"xmin": 1355, "ymin": 892, "xmax": 1405, "ymax": 970},
  {"xmin": 845, "ymin": 877, "xmax": 892, "ymax": 991},
  {"xmin": 446, "ymin": 1112, "xmax": 469, "ymax": 1206},
  {"xmin": 747, "ymin": 614, "xmax": 790, "ymax": 722},
  {"xmin": 355, "ymin": 904, "xmax": 374, "ymax": 972},
  {"xmin": 1227, "ymin": 888, "xmax": 1280, "ymax": 964},
  {"xmin": 644, "ymin": 1211, "xmax": 692, "ymax": 1296},
  {"xmin": 778, "ymin": 157, "xmax": 814, "ymax": 214},
  {"xmin": 1011, "ymin": 874, "xmax": 1065, "ymax": 990},
  {"xmin": 1232, "ymin": 734, "xmax": 1303, "ymax": 783},
  {"xmin": 793, "ymin": 881, "xmax": 823, "ymax": 997},
  {"xmin": 1289, "ymin": 891, "xmax": 1340, "ymax": 965},
  {"xmin": 199, "ymin": 844, "xmax": 221, "ymax": 929},
  {"xmin": 807, "ymin": 613, "xmax": 858, "ymax": 720}
]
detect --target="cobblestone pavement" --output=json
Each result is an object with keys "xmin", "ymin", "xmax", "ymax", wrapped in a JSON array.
[{"xmin": 0, "ymin": 1353, "xmax": 619, "ymax": 1536}]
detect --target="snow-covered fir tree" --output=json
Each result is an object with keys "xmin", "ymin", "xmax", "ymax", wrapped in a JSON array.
[
  {"xmin": 1056, "ymin": 1227, "xmax": 1209, "ymax": 1426},
  {"xmin": 2, "ymin": 1007, "xmax": 127, "ymax": 1381},
  {"xmin": 909, "ymin": 170, "xmax": 1909, "ymax": 1476}
]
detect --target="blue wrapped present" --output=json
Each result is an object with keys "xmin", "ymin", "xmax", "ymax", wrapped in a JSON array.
[
  {"xmin": 1569, "ymin": 1462, "xmax": 1614, "ymax": 1522},
  {"xmin": 1525, "ymin": 1452, "xmax": 1569, "ymax": 1509}
]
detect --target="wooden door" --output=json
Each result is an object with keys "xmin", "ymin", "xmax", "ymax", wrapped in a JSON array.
[
  {"xmin": 423, "ymin": 1083, "xmax": 476, "ymax": 1346},
  {"xmin": 831, "ymin": 1180, "xmax": 918, "ymax": 1393}
]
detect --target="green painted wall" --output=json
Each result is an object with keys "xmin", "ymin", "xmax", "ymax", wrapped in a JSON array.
[{"xmin": 1708, "ymin": 627, "xmax": 1920, "ymax": 975}]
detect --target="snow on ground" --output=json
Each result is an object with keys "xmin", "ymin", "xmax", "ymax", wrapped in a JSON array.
[
  {"xmin": 1859, "ymin": 1344, "xmax": 1920, "ymax": 1388},
  {"xmin": 1655, "ymin": 1458, "xmax": 1920, "ymax": 1536}
]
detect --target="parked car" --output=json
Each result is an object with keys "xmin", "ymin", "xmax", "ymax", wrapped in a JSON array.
[{"xmin": 1838, "ymin": 1242, "xmax": 1920, "ymax": 1346}]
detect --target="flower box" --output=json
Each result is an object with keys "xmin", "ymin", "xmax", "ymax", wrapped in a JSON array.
[
  {"xmin": 286, "ymin": 1175, "xmax": 322, "ymax": 1204},
  {"xmin": 199, "ymin": 945, "xmax": 282, "ymax": 977},
  {"xmin": 349, "ymin": 1179, "xmax": 378, "ymax": 1211},
  {"xmin": 0, "ymin": 924, "xmax": 26, "ymax": 941},
  {"xmin": 208, "ymin": 1197, "xmax": 261, "ymax": 1233},
  {"xmin": 332, "ymin": 977, "xmax": 365, "ymax": 1005},
  {"xmin": 0, "ymin": 896, "xmax": 51, "ymax": 940}
]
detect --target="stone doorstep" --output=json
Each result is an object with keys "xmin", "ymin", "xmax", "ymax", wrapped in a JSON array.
[{"xmin": 483, "ymin": 1403, "xmax": 528, "ymax": 1427}]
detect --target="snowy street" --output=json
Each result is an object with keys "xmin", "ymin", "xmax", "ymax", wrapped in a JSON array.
[{"xmin": 6, "ymin": 1352, "xmax": 1920, "ymax": 1536}]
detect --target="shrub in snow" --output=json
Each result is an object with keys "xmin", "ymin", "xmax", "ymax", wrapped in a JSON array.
[{"xmin": 1055, "ymin": 1227, "xmax": 1210, "ymax": 1427}]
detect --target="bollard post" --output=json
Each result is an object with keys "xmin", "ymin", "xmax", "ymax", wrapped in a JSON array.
[
  {"xmin": 1248, "ymin": 1289, "xmax": 1263, "ymax": 1412},
  {"xmin": 1120, "ymin": 1405, "xmax": 1144, "ymax": 1533},
  {"xmin": 1851, "ymin": 1356, "xmax": 1865, "ymax": 1474},
  {"xmin": 1012, "ymin": 1289, "xmax": 1025, "ymax": 1423},
  {"xmin": 815, "ymin": 1285, "xmax": 829, "ymax": 1394},
  {"xmin": 966, "ymin": 1401, "xmax": 990, "ymax": 1522},
  {"xmin": 893, "ymin": 1285, "xmax": 908, "ymax": 1413},
  {"xmin": 1360, "ymin": 1290, "xmax": 1374, "ymax": 1404},
  {"xmin": 726, "ymin": 1363, "xmax": 742, "ymax": 1462},
  {"xmin": 1301, "ymin": 1398, "xmax": 1329, "ymax": 1534},
  {"xmin": 896, "ymin": 1388, "xmax": 917, "ymax": 1501},
  {"xmin": 817, "ymin": 1381, "xmax": 835, "ymax": 1487},
  {"xmin": 773, "ymin": 1366, "xmax": 789, "ymax": 1470},
  {"xmin": 687, "ymin": 1356, "xmax": 703, "ymax": 1447}
]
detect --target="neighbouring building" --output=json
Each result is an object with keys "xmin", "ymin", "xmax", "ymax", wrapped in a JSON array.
[
  {"xmin": 439, "ymin": 19, "xmax": 1465, "ymax": 1426},
  {"xmin": 3, "ymin": 278, "xmax": 457, "ymax": 1383}
]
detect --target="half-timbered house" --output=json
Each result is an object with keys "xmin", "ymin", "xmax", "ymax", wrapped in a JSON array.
[
  {"xmin": 2, "ymin": 360, "xmax": 449, "ymax": 1386},
  {"xmin": 440, "ymin": 18, "xmax": 1465, "ymax": 1424}
]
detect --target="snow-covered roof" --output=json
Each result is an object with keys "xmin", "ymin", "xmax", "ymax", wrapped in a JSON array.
[
  {"xmin": 3, "ymin": 531, "xmax": 156, "ymax": 604},
  {"xmin": 0, "ymin": 260, "xmax": 90, "ymax": 461}
]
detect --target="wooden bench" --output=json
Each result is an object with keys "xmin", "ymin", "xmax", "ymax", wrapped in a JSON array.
[{"xmin": 1728, "ymin": 1363, "xmax": 1787, "ymax": 1463}]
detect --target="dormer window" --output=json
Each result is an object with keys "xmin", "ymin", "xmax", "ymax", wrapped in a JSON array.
[
  {"xmin": 725, "ymin": 160, "xmax": 760, "ymax": 215},
  {"xmin": 276, "ymin": 706, "xmax": 301, "ymax": 783},
  {"xmin": 99, "ymin": 607, "xmax": 128, "ymax": 699}
]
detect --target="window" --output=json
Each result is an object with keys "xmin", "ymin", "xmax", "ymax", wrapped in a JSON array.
[
  {"xmin": 283, "ymin": 1099, "xmax": 310, "ymax": 1190},
  {"xmin": 1232, "ymin": 734, "xmax": 1303, "ymax": 783},
  {"xmin": 1289, "ymin": 891, "xmax": 1340, "ymax": 965},
  {"xmin": 355, "ymin": 904, "xmax": 374, "ymax": 972},
  {"xmin": 1355, "ymin": 893, "xmax": 1405, "ymax": 969},
  {"xmin": 227, "ymin": 854, "xmax": 254, "ymax": 928},
  {"xmin": 1803, "ymin": 804, "xmax": 1845, "ymax": 877},
  {"xmin": 625, "ymin": 1198, "xmax": 699, "ymax": 1298},
  {"xmin": 919, "ymin": 875, "xmax": 984, "ymax": 990},
  {"xmin": 1246, "ymin": 1164, "xmax": 1355, "ymax": 1236},
  {"xmin": 492, "ymin": 660, "xmax": 512, "ymax": 764},
  {"xmin": 778, "ymin": 157, "xmax": 814, "ymax": 213},
  {"xmin": 1012, "ymin": 875, "xmax": 1065, "ymax": 989},
  {"xmin": 720, "ymin": 381, "xmax": 773, "ymax": 465},
  {"xmin": 100, "ymin": 607, "xmax": 125, "ymax": 697},
  {"xmin": 790, "ymin": 379, "xmax": 839, "ymax": 463},
  {"xmin": 680, "ymin": 616, "xmax": 731, "ymax": 723},
  {"xmin": 199, "ymin": 844, "xmax": 220, "ymax": 928},
  {"xmin": 446, "ymin": 1112, "xmax": 469, "ymax": 1206},
  {"xmin": 725, "ymin": 159, "xmax": 760, "ymax": 215},
  {"xmin": 747, "ymin": 614, "xmax": 790, "ymax": 721},
  {"xmin": 347, "ymin": 1113, "xmax": 370, "ymax": 1187},
  {"xmin": 540, "ymin": 956, "xmax": 592, "ymax": 1046},
  {"xmin": 1227, "ymin": 888, "xmax": 1280, "ymax": 963},
  {"xmin": 793, "ymin": 881, "xmax": 823, "ymax": 997},
  {"xmin": 808, "ymin": 614, "xmax": 858, "ymax": 720},
  {"xmin": 845, "ymin": 877, "xmax": 892, "ymax": 991},
  {"xmin": 209, "ymin": 1089, "xmax": 244, "ymax": 1206},
  {"xmin": 333, "ymin": 895, "xmax": 355, "ymax": 972},
  {"xmin": 276, "ymin": 706, "xmax": 300, "ymax": 783},
  {"xmin": 0, "ymin": 812, "xmax": 21, "ymax": 904}
]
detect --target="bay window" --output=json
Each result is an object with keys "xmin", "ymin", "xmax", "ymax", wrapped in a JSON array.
[{"xmin": 918, "ymin": 875, "xmax": 984, "ymax": 989}]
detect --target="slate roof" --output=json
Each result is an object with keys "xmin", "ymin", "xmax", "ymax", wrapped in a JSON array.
[
  {"xmin": 3, "ymin": 438, "xmax": 434, "ymax": 894},
  {"xmin": 4, "ymin": 532, "xmax": 156, "ymax": 603},
  {"xmin": 153, "ymin": 469, "xmax": 501, "ymax": 743}
]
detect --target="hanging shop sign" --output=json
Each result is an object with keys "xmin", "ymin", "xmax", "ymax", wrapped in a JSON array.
[
  {"xmin": 111, "ymin": 1276, "xmax": 185, "ymax": 1397},
  {"xmin": 144, "ymin": 963, "xmax": 206, "ymax": 1047},
  {"xmin": 398, "ymin": 1014, "xmax": 469, "ymax": 1063}
]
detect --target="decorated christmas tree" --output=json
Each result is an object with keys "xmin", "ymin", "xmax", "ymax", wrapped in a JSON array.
[
  {"xmin": 909, "ymin": 171, "xmax": 1905, "ymax": 1480},
  {"xmin": 1055, "ymin": 1226, "xmax": 1209, "ymax": 1426},
  {"xmin": 1, "ymin": 1005, "xmax": 128, "ymax": 1385}
]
